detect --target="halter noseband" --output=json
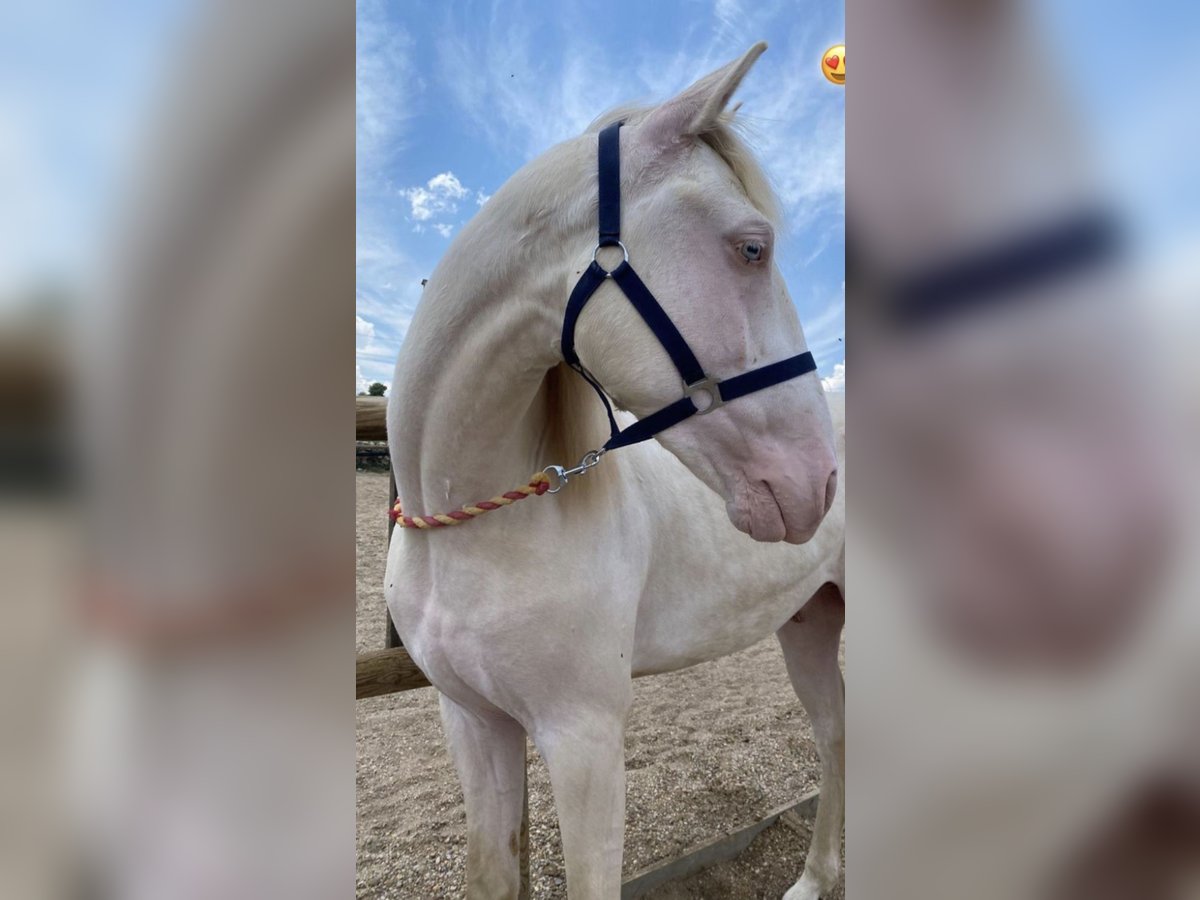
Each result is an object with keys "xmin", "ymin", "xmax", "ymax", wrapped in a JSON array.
[{"xmin": 558, "ymin": 121, "xmax": 817, "ymax": 469}]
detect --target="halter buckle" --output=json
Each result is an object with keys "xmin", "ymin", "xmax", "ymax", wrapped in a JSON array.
[
  {"xmin": 591, "ymin": 241, "xmax": 629, "ymax": 277},
  {"xmin": 684, "ymin": 377, "xmax": 724, "ymax": 415}
]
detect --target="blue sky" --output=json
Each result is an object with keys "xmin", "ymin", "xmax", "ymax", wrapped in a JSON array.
[{"xmin": 355, "ymin": 0, "xmax": 848, "ymax": 393}]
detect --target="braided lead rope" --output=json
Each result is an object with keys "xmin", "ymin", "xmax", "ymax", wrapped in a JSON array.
[{"xmin": 390, "ymin": 473, "xmax": 551, "ymax": 529}]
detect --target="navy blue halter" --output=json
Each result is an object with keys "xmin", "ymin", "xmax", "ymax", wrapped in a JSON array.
[
  {"xmin": 561, "ymin": 121, "xmax": 818, "ymax": 453},
  {"xmin": 886, "ymin": 208, "xmax": 1121, "ymax": 331}
]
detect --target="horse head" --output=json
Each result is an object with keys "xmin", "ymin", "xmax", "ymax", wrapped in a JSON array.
[{"xmin": 567, "ymin": 45, "xmax": 838, "ymax": 544}]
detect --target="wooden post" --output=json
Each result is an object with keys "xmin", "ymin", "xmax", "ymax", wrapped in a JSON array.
[
  {"xmin": 518, "ymin": 739, "xmax": 530, "ymax": 899},
  {"xmin": 355, "ymin": 393, "xmax": 401, "ymax": 649},
  {"xmin": 384, "ymin": 468, "xmax": 402, "ymax": 649}
]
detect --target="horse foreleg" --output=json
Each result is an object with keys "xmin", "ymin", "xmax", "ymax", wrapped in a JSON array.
[
  {"xmin": 778, "ymin": 583, "xmax": 846, "ymax": 900},
  {"xmin": 440, "ymin": 695, "xmax": 528, "ymax": 900},
  {"xmin": 532, "ymin": 704, "xmax": 629, "ymax": 900}
]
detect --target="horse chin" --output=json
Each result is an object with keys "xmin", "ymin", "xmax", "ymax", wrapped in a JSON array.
[
  {"xmin": 727, "ymin": 477, "xmax": 827, "ymax": 545},
  {"xmin": 656, "ymin": 412, "xmax": 838, "ymax": 545}
]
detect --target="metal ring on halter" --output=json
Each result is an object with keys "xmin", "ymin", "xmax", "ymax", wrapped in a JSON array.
[
  {"xmin": 592, "ymin": 240, "xmax": 629, "ymax": 276},
  {"xmin": 684, "ymin": 376, "xmax": 725, "ymax": 415}
]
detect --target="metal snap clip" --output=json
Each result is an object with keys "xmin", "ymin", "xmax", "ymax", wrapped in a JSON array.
[{"xmin": 543, "ymin": 449, "xmax": 606, "ymax": 494}]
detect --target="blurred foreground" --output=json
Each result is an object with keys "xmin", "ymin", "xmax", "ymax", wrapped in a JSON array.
[
  {"xmin": 1, "ymin": 1, "xmax": 354, "ymax": 898},
  {"xmin": 850, "ymin": 0, "xmax": 1199, "ymax": 897}
]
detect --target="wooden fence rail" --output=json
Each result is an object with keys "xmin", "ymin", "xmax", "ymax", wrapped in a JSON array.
[{"xmin": 356, "ymin": 647, "xmax": 431, "ymax": 698}]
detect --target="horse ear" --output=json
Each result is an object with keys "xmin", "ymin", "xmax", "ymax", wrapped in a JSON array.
[{"xmin": 639, "ymin": 42, "xmax": 766, "ymax": 145}]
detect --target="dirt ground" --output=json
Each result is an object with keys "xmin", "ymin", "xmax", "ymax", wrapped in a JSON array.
[{"xmin": 356, "ymin": 472, "xmax": 844, "ymax": 899}]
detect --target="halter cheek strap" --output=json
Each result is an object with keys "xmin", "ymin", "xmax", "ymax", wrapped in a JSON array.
[{"xmin": 561, "ymin": 121, "xmax": 818, "ymax": 453}]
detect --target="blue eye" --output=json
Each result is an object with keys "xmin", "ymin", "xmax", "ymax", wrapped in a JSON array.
[{"xmin": 740, "ymin": 240, "xmax": 765, "ymax": 262}]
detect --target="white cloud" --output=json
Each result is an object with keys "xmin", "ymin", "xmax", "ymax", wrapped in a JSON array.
[
  {"xmin": 355, "ymin": 309, "xmax": 402, "ymax": 389},
  {"xmin": 821, "ymin": 360, "xmax": 845, "ymax": 393},
  {"xmin": 433, "ymin": 223, "xmax": 454, "ymax": 238},
  {"xmin": 356, "ymin": 311, "xmax": 399, "ymax": 387},
  {"xmin": 356, "ymin": 314, "xmax": 376, "ymax": 350},
  {"xmin": 428, "ymin": 172, "xmax": 468, "ymax": 198},
  {"xmin": 475, "ymin": 190, "xmax": 491, "ymax": 206},
  {"xmin": 401, "ymin": 171, "xmax": 471, "ymax": 221}
]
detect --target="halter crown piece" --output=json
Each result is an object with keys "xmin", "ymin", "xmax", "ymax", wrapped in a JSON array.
[{"xmin": 391, "ymin": 121, "xmax": 818, "ymax": 527}]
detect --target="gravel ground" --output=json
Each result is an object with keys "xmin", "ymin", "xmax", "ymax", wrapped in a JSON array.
[{"xmin": 357, "ymin": 472, "xmax": 844, "ymax": 899}]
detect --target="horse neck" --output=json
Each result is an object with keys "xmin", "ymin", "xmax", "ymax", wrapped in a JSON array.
[
  {"xmin": 388, "ymin": 153, "xmax": 606, "ymax": 515},
  {"xmin": 388, "ymin": 285, "xmax": 557, "ymax": 516}
]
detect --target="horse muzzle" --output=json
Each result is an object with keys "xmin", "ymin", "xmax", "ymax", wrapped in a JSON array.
[{"xmin": 729, "ymin": 456, "xmax": 838, "ymax": 545}]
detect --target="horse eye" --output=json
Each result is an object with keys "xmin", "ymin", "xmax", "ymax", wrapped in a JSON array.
[{"xmin": 740, "ymin": 241, "xmax": 764, "ymax": 262}]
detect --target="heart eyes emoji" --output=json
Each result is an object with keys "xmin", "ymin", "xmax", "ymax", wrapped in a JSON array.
[{"xmin": 821, "ymin": 44, "xmax": 845, "ymax": 85}]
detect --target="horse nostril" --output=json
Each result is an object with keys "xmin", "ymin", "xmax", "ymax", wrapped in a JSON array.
[{"xmin": 824, "ymin": 470, "xmax": 838, "ymax": 515}]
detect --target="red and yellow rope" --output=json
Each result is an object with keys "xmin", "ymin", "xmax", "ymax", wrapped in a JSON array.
[{"xmin": 390, "ymin": 472, "xmax": 551, "ymax": 529}]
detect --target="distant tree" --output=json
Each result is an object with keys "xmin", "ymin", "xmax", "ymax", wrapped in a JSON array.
[{"xmin": 367, "ymin": 382, "xmax": 387, "ymax": 397}]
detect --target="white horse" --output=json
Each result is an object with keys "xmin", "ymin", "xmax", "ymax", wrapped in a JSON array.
[{"xmin": 386, "ymin": 44, "xmax": 844, "ymax": 900}]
